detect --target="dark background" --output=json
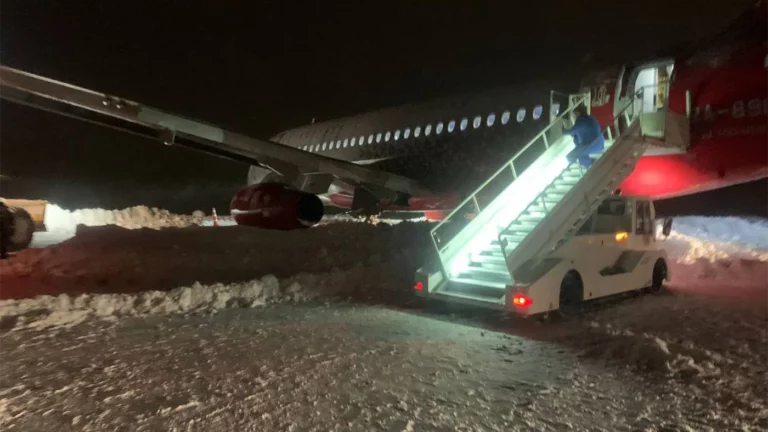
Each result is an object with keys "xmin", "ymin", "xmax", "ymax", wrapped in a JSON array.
[{"xmin": 1, "ymin": 0, "xmax": 765, "ymax": 215}]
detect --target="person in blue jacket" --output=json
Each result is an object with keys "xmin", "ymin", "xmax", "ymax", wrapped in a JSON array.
[{"xmin": 563, "ymin": 106, "xmax": 605, "ymax": 168}]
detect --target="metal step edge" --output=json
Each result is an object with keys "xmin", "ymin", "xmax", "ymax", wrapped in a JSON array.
[
  {"xmin": 430, "ymin": 290, "xmax": 506, "ymax": 308},
  {"xmin": 448, "ymin": 277, "xmax": 509, "ymax": 290}
]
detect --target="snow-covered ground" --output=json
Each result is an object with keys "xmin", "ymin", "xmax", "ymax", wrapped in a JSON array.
[{"xmin": 1, "ymin": 212, "xmax": 767, "ymax": 430}]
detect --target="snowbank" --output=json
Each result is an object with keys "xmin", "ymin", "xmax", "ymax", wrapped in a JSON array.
[
  {"xmin": 658, "ymin": 216, "xmax": 768, "ymax": 295},
  {"xmin": 670, "ymin": 216, "xmax": 768, "ymax": 250},
  {"xmin": 44, "ymin": 204, "xmax": 208, "ymax": 233},
  {"xmin": 1, "ymin": 276, "xmax": 285, "ymax": 331},
  {"xmin": 0, "ymin": 219, "xmax": 432, "ymax": 329}
]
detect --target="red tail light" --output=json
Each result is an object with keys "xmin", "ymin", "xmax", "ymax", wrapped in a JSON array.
[
  {"xmin": 512, "ymin": 293, "xmax": 532, "ymax": 307},
  {"xmin": 414, "ymin": 282, "xmax": 424, "ymax": 291}
]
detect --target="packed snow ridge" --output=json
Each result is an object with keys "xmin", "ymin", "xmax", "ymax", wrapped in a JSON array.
[
  {"xmin": 1, "ymin": 217, "xmax": 431, "ymax": 329},
  {"xmin": 44, "ymin": 204, "xmax": 210, "ymax": 232},
  {"xmin": 2, "ymin": 276, "xmax": 291, "ymax": 331}
]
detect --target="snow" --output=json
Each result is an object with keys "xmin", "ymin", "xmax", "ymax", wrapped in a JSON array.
[
  {"xmin": 1, "ymin": 304, "xmax": 750, "ymax": 432},
  {"xmin": 1, "ymin": 212, "xmax": 767, "ymax": 429},
  {"xmin": 1, "ymin": 217, "xmax": 431, "ymax": 329},
  {"xmin": 44, "ymin": 204, "xmax": 209, "ymax": 233}
]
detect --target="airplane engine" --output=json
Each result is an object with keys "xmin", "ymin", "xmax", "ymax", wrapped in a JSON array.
[{"xmin": 230, "ymin": 182, "xmax": 324, "ymax": 230}]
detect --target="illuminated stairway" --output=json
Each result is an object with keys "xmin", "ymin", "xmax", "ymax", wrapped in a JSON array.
[{"xmin": 416, "ymin": 94, "xmax": 654, "ymax": 306}]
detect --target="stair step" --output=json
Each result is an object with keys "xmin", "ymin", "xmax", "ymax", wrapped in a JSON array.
[
  {"xmin": 542, "ymin": 194, "xmax": 565, "ymax": 204},
  {"xmin": 517, "ymin": 214, "xmax": 544, "ymax": 222},
  {"xmin": 549, "ymin": 183, "xmax": 574, "ymax": 191},
  {"xmin": 491, "ymin": 238, "xmax": 520, "ymax": 249},
  {"xmin": 523, "ymin": 208, "xmax": 547, "ymax": 216},
  {"xmin": 511, "ymin": 218, "xmax": 538, "ymax": 227},
  {"xmin": 500, "ymin": 230, "xmax": 527, "ymax": 239},
  {"xmin": 468, "ymin": 260, "xmax": 508, "ymax": 273},
  {"xmin": 553, "ymin": 179, "xmax": 578, "ymax": 187},
  {"xmin": 452, "ymin": 272, "xmax": 512, "ymax": 287},
  {"xmin": 472, "ymin": 254, "xmax": 506, "ymax": 267},
  {"xmin": 441, "ymin": 282, "xmax": 506, "ymax": 303},
  {"xmin": 500, "ymin": 228, "xmax": 528, "ymax": 237},
  {"xmin": 473, "ymin": 253, "xmax": 506, "ymax": 265},
  {"xmin": 560, "ymin": 173, "xmax": 581, "ymax": 181}
]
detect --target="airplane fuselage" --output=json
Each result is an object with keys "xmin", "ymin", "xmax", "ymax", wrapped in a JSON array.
[{"xmin": 252, "ymin": 2, "xmax": 767, "ymax": 214}]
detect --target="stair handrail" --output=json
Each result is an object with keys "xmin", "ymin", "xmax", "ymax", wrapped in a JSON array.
[
  {"xmin": 496, "ymin": 89, "xmax": 650, "ymax": 261},
  {"xmin": 429, "ymin": 92, "xmax": 591, "ymax": 252}
]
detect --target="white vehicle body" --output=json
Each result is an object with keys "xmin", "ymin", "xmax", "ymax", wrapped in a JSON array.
[{"xmin": 416, "ymin": 195, "xmax": 671, "ymax": 316}]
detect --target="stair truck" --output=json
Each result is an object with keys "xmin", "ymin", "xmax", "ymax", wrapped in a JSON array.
[{"xmin": 414, "ymin": 91, "xmax": 674, "ymax": 316}]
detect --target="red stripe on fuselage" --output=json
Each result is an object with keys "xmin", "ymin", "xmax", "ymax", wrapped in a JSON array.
[{"xmin": 620, "ymin": 136, "xmax": 768, "ymax": 198}]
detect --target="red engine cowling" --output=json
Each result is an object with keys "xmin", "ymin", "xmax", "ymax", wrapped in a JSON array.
[{"xmin": 230, "ymin": 183, "xmax": 324, "ymax": 230}]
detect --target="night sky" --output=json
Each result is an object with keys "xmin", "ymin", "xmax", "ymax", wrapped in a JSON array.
[{"xmin": 1, "ymin": 0, "xmax": 762, "ymax": 213}]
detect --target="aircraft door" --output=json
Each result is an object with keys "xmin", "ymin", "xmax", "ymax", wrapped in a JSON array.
[{"xmin": 622, "ymin": 61, "xmax": 675, "ymax": 138}]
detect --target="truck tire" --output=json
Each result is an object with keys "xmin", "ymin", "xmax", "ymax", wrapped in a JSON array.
[
  {"xmin": 558, "ymin": 270, "xmax": 584, "ymax": 316},
  {"xmin": 3, "ymin": 206, "xmax": 35, "ymax": 252},
  {"xmin": 650, "ymin": 259, "xmax": 667, "ymax": 293}
]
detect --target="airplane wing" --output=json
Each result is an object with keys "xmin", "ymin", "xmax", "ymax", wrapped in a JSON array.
[{"xmin": 0, "ymin": 65, "xmax": 432, "ymax": 202}]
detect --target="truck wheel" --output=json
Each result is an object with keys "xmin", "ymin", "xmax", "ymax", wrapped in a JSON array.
[
  {"xmin": 650, "ymin": 260, "xmax": 667, "ymax": 293},
  {"xmin": 559, "ymin": 270, "xmax": 583, "ymax": 315}
]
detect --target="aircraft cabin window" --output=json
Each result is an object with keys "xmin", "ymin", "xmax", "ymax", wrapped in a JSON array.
[
  {"xmin": 424, "ymin": 124, "xmax": 432, "ymax": 136},
  {"xmin": 486, "ymin": 113, "xmax": 496, "ymax": 127},
  {"xmin": 404, "ymin": 128, "xmax": 411, "ymax": 139},
  {"xmin": 336, "ymin": 140, "xmax": 342, "ymax": 148},
  {"xmin": 533, "ymin": 105, "xmax": 543, "ymax": 120},
  {"xmin": 368, "ymin": 134, "xmax": 374, "ymax": 144},
  {"xmin": 376, "ymin": 133, "xmax": 382, "ymax": 143},
  {"xmin": 343, "ymin": 138, "xmax": 349, "ymax": 147},
  {"xmin": 501, "ymin": 110, "xmax": 511, "ymax": 125},
  {"xmin": 359, "ymin": 136, "xmax": 364, "ymax": 145},
  {"xmin": 385, "ymin": 131, "xmax": 391, "ymax": 141},
  {"xmin": 448, "ymin": 120, "xmax": 456, "ymax": 132},
  {"xmin": 394, "ymin": 130, "xmax": 401, "ymax": 140},
  {"xmin": 414, "ymin": 126, "xmax": 422, "ymax": 137},
  {"xmin": 322, "ymin": 142, "xmax": 327, "ymax": 150},
  {"xmin": 460, "ymin": 118, "xmax": 468, "ymax": 131},
  {"xmin": 351, "ymin": 137, "xmax": 356, "ymax": 146},
  {"xmin": 436, "ymin": 122, "xmax": 444, "ymax": 134},
  {"xmin": 473, "ymin": 115, "xmax": 482, "ymax": 129},
  {"xmin": 516, "ymin": 108, "xmax": 526, "ymax": 122}
]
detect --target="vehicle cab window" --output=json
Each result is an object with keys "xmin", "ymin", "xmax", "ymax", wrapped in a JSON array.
[
  {"xmin": 576, "ymin": 198, "xmax": 632, "ymax": 236},
  {"xmin": 635, "ymin": 200, "xmax": 652, "ymax": 235}
]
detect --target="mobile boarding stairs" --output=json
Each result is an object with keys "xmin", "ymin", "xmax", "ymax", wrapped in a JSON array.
[{"xmin": 414, "ymin": 89, "xmax": 669, "ymax": 313}]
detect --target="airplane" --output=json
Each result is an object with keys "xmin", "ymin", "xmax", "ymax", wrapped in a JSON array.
[
  {"xmin": 0, "ymin": 2, "xmax": 765, "ymax": 233},
  {"xmin": 247, "ymin": 0, "xmax": 766, "ymax": 223}
]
